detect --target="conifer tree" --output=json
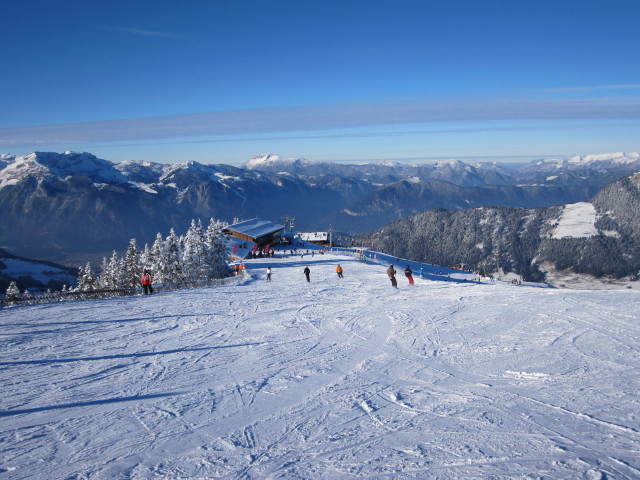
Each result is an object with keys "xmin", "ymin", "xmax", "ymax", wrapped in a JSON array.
[
  {"xmin": 5, "ymin": 281, "xmax": 21, "ymax": 305},
  {"xmin": 75, "ymin": 264, "xmax": 86, "ymax": 291},
  {"xmin": 183, "ymin": 219, "xmax": 207, "ymax": 281},
  {"xmin": 77, "ymin": 262, "xmax": 97, "ymax": 291},
  {"xmin": 147, "ymin": 233, "xmax": 165, "ymax": 282},
  {"xmin": 121, "ymin": 239, "xmax": 140, "ymax": 288},
  {"xmin": 205, "ymin": 218, "xmax": 231, "ymax": 278},
  {"xmin": 98, "ymin": 256, "xmax": 109, "ymax": 289},
  {"xmin": 140, "ymin": 243, "xmax": 151, "ymax": 273},
  {"xmin": 164, "ymin": 228, "xmax": 184, "ymax": 284},
  {"xmin": 100, "ymin": 251, "xmax": 121, "ymax": 289},
  {"xmin": 22, "ymin": 290, "xmax": 33, "ymax": 303}
]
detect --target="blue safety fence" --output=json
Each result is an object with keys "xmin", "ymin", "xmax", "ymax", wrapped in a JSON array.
[{"xmin": 306, "ymin": 244, "xmax": 478, "ymax": 284}]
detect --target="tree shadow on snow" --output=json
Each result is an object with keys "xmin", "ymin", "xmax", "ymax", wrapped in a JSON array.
[
  {"xmin": 9, "ymin": 315, "xmax": 199, "ymax": 329},
  {"xmin": 0, "ymin": 391, "xmax": 185, "ymax": 417},
  {"xmin": 0, "ymin": 342, "xmax": 263, "ymax": 367}
]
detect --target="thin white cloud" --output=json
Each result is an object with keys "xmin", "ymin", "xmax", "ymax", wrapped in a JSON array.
[
  {"xmin": 1, "ymin": 98, "xmax": 639, "ymax": 147},
  {"xmin": 104, "ymin": 26, "xmax": 183, "ymax": 40},
  {"xmin": 80, "ymin": 121, "xmax": 636, "ymax": 150},
  {"xmin": 541, "ymin": 84, "xmax": 640, "ymax": 93}
]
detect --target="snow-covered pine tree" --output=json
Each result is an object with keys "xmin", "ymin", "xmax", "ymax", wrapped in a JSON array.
[
  {"xmin": 4, "ymin": 281, "xmax": 21, "ymax": 305},
  {"xmin": 99, "ymin": 251, "xmax": 121, "ymax": 289},
  {"xmin": 164, "ymin": 228, "xmax": 184, "ymax": 285},
  {"xmin": 146, "ymin": 233, "xmax": 165, "ymax": 283},
  {"xmin": 98, "ymin": 256, "xmax": 109, "ymax": 288},
  {"xmin": 205, "ymin": 218, "xmax": 231, "ymax": 278},
  {"xmin": 121, "ymin": 239, "xmax": 141, "ymax": 289},
  {"xmin": 22, "ymin": 290, "xmax": 33, "ymax": 304},
  {"xmin": 140, "ymin": 243, "xmax": 151, "ymax": 273},
  {"xmin": 75, "ymin": 264, "xmax": 86, "ymax": 292},
  {"xmin": 183, "ymin": 219, "xmax": 207, "ymax": 281},
  {"xmin": 76, "ymin": 262, "xmax": 97, "ymax": 292}
]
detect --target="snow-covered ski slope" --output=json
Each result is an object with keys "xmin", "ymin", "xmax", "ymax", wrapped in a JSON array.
[{"xmin": 1, "ymin": 251, "xmax": 639, "ymax": 479}]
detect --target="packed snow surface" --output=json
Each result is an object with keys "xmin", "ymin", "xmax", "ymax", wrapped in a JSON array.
[{"xmin": 1, "ymin": 252, "xmax": 639, "ymax": 479}]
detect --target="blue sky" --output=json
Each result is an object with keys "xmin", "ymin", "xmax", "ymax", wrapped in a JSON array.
[{"xmin": 1, "ymin": 0, "xmax": 639, "ymax": 165}]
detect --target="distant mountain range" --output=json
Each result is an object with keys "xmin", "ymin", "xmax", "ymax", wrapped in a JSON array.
[
  {"xmin": 1, "ymin": 150, "xmax": 638, "ymax": 268},
  {"xmin": 355, "ymin": 172, "xmax": 640, "ymax": 284},
  {"xmin": 245, "ymin": 152, "xmax": 640, "ymax": 188}
]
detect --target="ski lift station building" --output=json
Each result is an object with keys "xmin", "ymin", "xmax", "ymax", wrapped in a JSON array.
[
  {"xmin": 297, "ymin": 232, "xmax": 331, "ymax": 246},
  {"xmin": 223, "ymin": 218, "xmax": 285, "ymax": 248}
]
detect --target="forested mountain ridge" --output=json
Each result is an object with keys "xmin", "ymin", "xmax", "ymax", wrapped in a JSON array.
[
  {"xmin": 355, "ymin": 173, "xmax": 640, "ymax": 284},
  {"xmin": 323, "ymin": 178, "xmax": 598, "ymax": 232}
]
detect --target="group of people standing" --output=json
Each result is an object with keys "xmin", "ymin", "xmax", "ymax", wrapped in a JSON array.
[
  {"xmin": 291, "ymin": 262, "xmax": 416, "ymax": 288},
  {"xmin": 266, "ymin": 264, "xmax": 345, "ymax": 283},
  {"xmin": 142, "ymin": 261, "xmax": 418, "ymax": 293},
  {"xmin": 293, "ymin": 261, "xmax": 419, "ymax": 288},
  {"xmin": 302, "ymin": 264, "xmax": 343, "ymax": 282},
  {"xmin": 386, "ymin": 264, "xmax": 414, "ymax": 288}
]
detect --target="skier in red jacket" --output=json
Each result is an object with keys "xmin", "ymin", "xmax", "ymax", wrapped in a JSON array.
[{"xmin": 141, "ymin": 270, "xmax": 153, "ymax": 295}]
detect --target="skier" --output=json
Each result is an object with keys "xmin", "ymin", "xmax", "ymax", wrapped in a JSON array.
[
  {"xmin": 141, "ymin": 270, "xmax": 153, "ymax": 295},
  {"xmin": 266, "ymin": 267, "xmax": 272, "ymax": 282},
  {"xmin": 303, "ymin": 266, "xmax": 311, "ymax": 282},
  {"xmin": 387, "ymin": 264, "xmax": 398, "ymax": 288},
  {"xmin": 404, "ymin": 266, "xmax": 414, "ymax": 285},
  {"xmin": 336, "ymin": 264, "xmax": 344, "ymax": 279}
]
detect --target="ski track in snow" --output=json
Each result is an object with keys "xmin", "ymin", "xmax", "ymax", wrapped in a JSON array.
[{"xmin": 1, "ymin": 251, "xmax": 639, "ymax": 479}]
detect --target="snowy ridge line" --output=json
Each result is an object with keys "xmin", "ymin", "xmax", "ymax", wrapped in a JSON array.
[{"xmin": 1, "ymin": 272, "xmax": 245, "ymax": 309}]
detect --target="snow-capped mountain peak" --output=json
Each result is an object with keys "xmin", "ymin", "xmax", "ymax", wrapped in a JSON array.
[
  {"xmin": 0, "ymin": 153, "xmax": 51, "ymax": 189},
  {"xmin": 433, "ymin": 159, "xmax": 467, "ymax": 168},
  {"xmin": 0, "ymin": 151, "xmax": 127, "ymax": 188},
  {"xmin": 526, "ymin": 152, "xmax": 640, "ymax": 171},
  {"xmin": 244, "ymin": 154, "xmax": 310, "ymax": 171},
  {"xmin": 36, "ymin": 151, "xmax": 127, "ymax": 182}
]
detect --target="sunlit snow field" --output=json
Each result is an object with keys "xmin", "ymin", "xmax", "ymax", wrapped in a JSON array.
[{"xmin": 1, "ymin": 252, "xmax": 639, "ymax": 479}]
